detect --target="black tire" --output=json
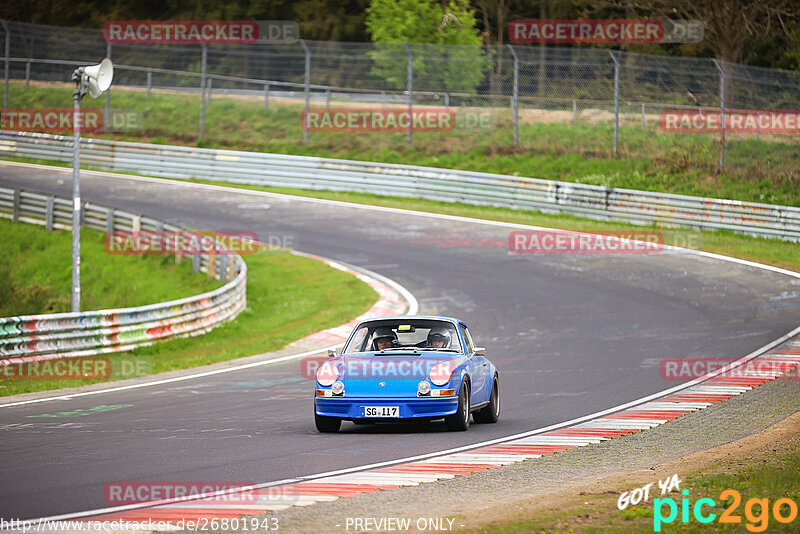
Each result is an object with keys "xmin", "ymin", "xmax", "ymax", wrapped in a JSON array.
[
  {"xmin": 473, "ymin": 377, "xmax": 500, "ymax": 424},
  {"xmin": 314, "ymin": 405, "xmax": 341, "ymax": 433},
  {"xmin": 445, "ymin": 380, "xmax": 470, "ymax": 431}
]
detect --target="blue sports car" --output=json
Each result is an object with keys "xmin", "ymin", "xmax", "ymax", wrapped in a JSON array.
[{"xmin": 314, "ymin": 316, "xmax": 499, "ymax": 432}]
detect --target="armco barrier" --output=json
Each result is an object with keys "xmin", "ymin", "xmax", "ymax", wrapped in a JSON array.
[
  {"xmin": 1, "ymin": 131, "xmax": 799, "ymax": 241},
  {"xmin": 0, "ymin": 186, "xmax": 247, "ymax": 362}
]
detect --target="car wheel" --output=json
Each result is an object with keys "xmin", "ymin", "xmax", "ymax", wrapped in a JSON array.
[
  {"xmin": 314, "ymin": 405, "xmax": 341, "ymax": 433},
  {"xmin": 445, "ymin": 380, "xmax": 470, "ymax": 431},
  {"xmin": 473, "ymin": 376, "xmax": 499, "ymax": 424}
]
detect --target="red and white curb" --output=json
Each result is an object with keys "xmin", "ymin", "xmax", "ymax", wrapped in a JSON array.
[
  {"xmin": 55, "ymin": 340, "xmax": 800, "ymax": 530},
  {"xmin": 292, "ymin": 252, "xmax": 412, "ymax": 346}
]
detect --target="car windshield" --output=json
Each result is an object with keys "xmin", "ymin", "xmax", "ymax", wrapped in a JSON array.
[{"xmin": 343, "ymin": 319, "xmax": 463, "ymax": 354}]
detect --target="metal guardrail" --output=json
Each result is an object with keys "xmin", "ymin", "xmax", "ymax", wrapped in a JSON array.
[
  {"xmin": 0, "ymin": 185, "xmax": 247, "ymax": 362},
  {"xmin": 1, "ymin": 130, "xmax": 799, "ymax": 241}
]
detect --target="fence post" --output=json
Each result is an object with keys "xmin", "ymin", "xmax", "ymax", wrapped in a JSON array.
[
  {"xmin": 25, "ymin": 60, "xmax": 30, "ymax": 87},
  {"xmin": 264, "ymin": 83, "xmax": 270, "ymax": 110},
  {"xmin": 573, "ymin": 100, "xmax": 577, "ymax": 124},
  {"xmin": 444, "ymin": 92, "xmax": 449, "ymax": 107},
  {"xmin": 641, "ymin": 103, "xmax": 645, "ymax": 132},
  {"xmin": 609, "ymin": 50, "xmax": 620, "ymax": 157},
  {"xmin": 508, "ymin": 44, "xmax": 519, "ymax": 146},
  {"xmin": 325, "ymin": 87, "xmax": 330, "ymax": 110},
  {"xmin": 300, "ymin": 39, "xmax": 310, "ymax": 145},
  {"xmin": 403, "ymin": 42, "xmax": 413, "ymax": 145},
  {"xmin": 712, "ymin": 59, "xmax": 726, "ymax": 169},
  {"xmin": 207, "ymin": 77, "xmax": 212, "ymax": 104},
  {"xmin": 2, "ymin": 20, "xmax": 9, "ymax": 110},
  {"xmin": 104, "ymin": 43, "xmax": 111, "ymax": 130},
  {"xmin": 146, "ymin": 69, "xmax": 152, "ymax": 98},
  {"xmin": 199, "ymin": 44, "xmax": 207, "ymax": 140}
]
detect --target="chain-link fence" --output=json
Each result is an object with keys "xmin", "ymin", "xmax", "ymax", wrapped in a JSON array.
[{"xmin": 2, "ymin": 20, "xmax": 800, "ymax": 166}]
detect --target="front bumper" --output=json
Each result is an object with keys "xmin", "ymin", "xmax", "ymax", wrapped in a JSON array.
[{"xmin": 315, "ymin": 396, "xmax": 459, "ymax": 420}]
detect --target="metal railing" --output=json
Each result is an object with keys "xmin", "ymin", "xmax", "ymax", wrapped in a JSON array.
[
  {"xmin": 0, "ymin": 185, "xmax": 247, "ymax": 362},
  {"xmin": 2, "ymin": 131, "xmax": 798, "ymax": 241}
]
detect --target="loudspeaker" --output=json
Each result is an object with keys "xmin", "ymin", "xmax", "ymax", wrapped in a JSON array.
[{"xmin": 83, "ymin": 58, "xmax": 113, "ymax": 98}]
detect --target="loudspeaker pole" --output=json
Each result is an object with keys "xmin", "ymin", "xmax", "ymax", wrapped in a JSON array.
[{"xmin": 70, "ymin": 67, "xmax": 84, "ymax": 312}]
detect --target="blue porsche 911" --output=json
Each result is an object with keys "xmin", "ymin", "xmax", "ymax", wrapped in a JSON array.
[{"xmin": 314, "ymin": 316, "xmax": 499, "ymax": 432}]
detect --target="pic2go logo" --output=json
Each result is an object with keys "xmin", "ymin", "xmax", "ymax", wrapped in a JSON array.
[{"xmin": 653, "ymin": 489, "xmax": 799, "ymax": 532}]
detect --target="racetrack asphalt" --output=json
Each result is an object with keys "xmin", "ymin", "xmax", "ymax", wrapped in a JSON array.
[{"xmin": 2, "ymin": 162, "xmax": 800, "ymax": 520}]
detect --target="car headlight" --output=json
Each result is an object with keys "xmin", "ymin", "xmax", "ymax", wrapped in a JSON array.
[
  {"xmin": 429, "ymin": 361, "xmax": 454, "ymax": 386},
  {"xmin": 417, "ymin": 381, "xmax": 431, "ymax": 396},
  {"xmin": 316, "ymin": 361, "xmax": 340, "ymax": 387},
  {"xmin": 332, "ymin": 381, "xmax": 345, "ymax": 396}
]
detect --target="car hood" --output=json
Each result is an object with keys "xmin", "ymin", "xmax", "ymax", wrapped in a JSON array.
[{"xmin": 336, "ymin": 352, "xmax": 462, "ymax": 397}]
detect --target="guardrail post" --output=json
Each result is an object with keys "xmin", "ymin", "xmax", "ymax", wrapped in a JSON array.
[
  {"xmin": 2, "ymin": 20, "xmax": 9, "ymax": 110},
  {"xmin": 403, "ymin": 42, "xmax": 413, "ymax": 146},
  {"xmin": 11, "ymin": 189, "xmax": 19, "ymax": 222},
  {"xmin": 104, "ymin": 43, "xmax": 111, "ymax": 130},
  {"xmin": 227, "ymin": 256, "xmax": 235, "ymax": 282},
  {"xmin": 508, "ymin": 44, "xmax": 519, "ymax": 146},
  {"xmin": 25, "ymin": 60, "xmax": 30, "ymax": 87},
  {"xmin": 325, "ymin": 87, "xmax": 330, "ymax": 110},
  {"xmin": 106, "ymin": 208, "xmax": 114, "ymax": 234},
  {"xmin": 199, "ymin": 43, "xmax": 207, "ymax": 140},
  {"xmin": 146, "ymin": 69, "xmax": 152, "ymax": 98},
  {"xmin": 192, "ymin": 253, "xmax": 200, "ymax": 273},
  {"xmin": 207, "ymin": 253, "xmax": 217, "ymax": 279},
  {"xmin": 207, "ymin": 77, "xmax": 212, "ymax": 104},
  {"xmin": 609, "ymin": 50, "xmax": 620, "ymax": 157},
  {"xmin": 45, "ymin": 195, "xmax": 54, "ymax": 230},
  {"xmin": 219, "ymin": 254, "xmax": 228, "ymax": 281},
  {"xmin": 263, "ymin": 83, "xmax": 269, "ymax": 110},
  {"xmin": 444, "ymin": 92, "xmax": 449, "ymax": 107},
  {"xmin": 712, "ymin": 59, "xmax": 726, "ymax": 169},
  {"xmin": 300, "ymin": 39, "xmax": 310, "ymax": 145}
]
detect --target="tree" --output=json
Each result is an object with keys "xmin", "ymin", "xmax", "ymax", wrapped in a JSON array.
[
  {"xmin": 365, "ymin": 0, "xmax": 490, "ymax": 94},
  {"xmin": 611, "ymin": 0, "xmax": 799, "ymax": 65}
]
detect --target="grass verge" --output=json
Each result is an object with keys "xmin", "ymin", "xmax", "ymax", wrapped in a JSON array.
[
  {"xmin": 0, "ymin": 218, "xmax": 377, "ymax": 396},
  {"xmin": 9, "ymin": 81, "xmax": 800, "ymax": 206}
]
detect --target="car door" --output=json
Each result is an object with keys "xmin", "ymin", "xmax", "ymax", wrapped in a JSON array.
[{"xmin": 460, "ymin": 323, "xmax": 487, "ymax": 405}]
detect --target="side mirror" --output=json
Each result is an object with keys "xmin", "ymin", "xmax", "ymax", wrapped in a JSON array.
[
  {"xmin": 327, "ymin": 349, "xmax": 337, "ymax": 358},
  {"xmin": 474, "ymin": 347, "xmax": 486, "ymax": 356}
]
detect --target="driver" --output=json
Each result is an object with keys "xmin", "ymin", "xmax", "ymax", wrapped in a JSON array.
[
  {"xmin": 372, "ymin": 327, "xmax": 398, "ymax": 351},
  {"xmin": 427, "ymin": 326, "xmax": 451, "ymax": 349}
]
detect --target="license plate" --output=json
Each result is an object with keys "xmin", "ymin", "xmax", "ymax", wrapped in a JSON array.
[{"xmin": 363, "ymin": 406, "xmax": 399, "ymax": 418}]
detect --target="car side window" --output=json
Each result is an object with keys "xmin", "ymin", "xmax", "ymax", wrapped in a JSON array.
[{"xmin": 460, "ymin": 324, "xmax": 474, "ymax": 354}]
